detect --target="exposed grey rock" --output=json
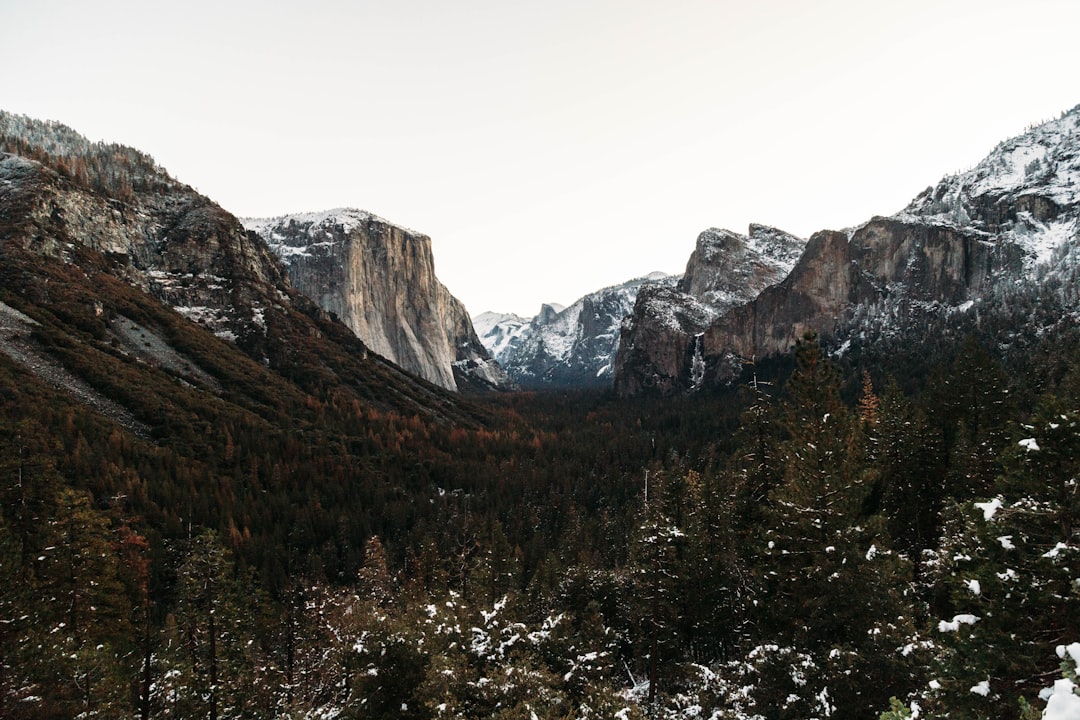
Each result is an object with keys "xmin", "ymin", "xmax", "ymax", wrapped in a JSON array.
[{"xmin": 244, "ymin": 209, "xmax": 512, "ymax": 392}]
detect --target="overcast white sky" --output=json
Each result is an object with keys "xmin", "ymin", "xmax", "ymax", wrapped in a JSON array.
[{"xmin": 3, "ymin": 0, "xmax": 1079, "ymax": 317}]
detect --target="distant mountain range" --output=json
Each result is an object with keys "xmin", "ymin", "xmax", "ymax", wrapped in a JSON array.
[
  {"xmin": 473, "ymin": 272, "xmax": 672, "ymax": 389},
  {"xmin": 4, "ymin": 103, "xmax": 1079, "ymax": 405},
  {"xmin": 475, "ymin": 105, "xmax": 1080, "ymax": 396}
]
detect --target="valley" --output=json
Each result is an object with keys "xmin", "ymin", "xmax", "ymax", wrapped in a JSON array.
[{"xmin": 1, "ymin": 107, "xmax": 1079, "ymax": 719}]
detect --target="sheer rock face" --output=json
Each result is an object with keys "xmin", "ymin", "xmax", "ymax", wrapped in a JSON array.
[
  {"xmin": 615, "ymin": 105, "xmax": 1080, "ymax": 396},
  {"xmin": 701, "ymin": 220, "xmax": 1022, "ymax": 365},
  {"xmin": 614, "ymin": 225, "xmax": 804, "ymax": 396},
  {"xmin": 244, "ymin": 210, "xmax": 511, "ymax": 392}
]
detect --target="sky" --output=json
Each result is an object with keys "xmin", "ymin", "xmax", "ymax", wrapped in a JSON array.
[{"xmin": 3, "ymin": 0, "xmax": 1080, "ymax": 317}]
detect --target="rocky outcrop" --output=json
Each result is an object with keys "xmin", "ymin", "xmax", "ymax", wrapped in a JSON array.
[
  {"xmin": 615, "ymin": 104, "xmax": 1080, "ymax": 395},
  {"xmin": 614, "ymin": 225, "xmax": 804, "ymax": 395},
  {"xmin": 0, "ymin": 145, "xmax": 287, "ymax": 346},
  {"xmin": 701, "ymin": 220, "xmax": 1023, "ymax": 366},
  {"xmin": 244, "ymin": 209, "xmax": 511, "ymax": 392}
]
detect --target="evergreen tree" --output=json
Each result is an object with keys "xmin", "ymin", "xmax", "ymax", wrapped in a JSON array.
[
  {"xmin": 923, "ymin": 405, "xmax": 1080, "ymax": 717},
  {"xmin": 751, "ymin": 334, "xmax": 919, "ymax": 717},
  {"xmin": 875, "ymin": 380, "xmax": 947, "ymax": 554},
  {"xmin": 167, "ymin": 529, "xmax": 274, "ymax": 719}
]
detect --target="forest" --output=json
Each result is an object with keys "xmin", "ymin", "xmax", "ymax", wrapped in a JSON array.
[{"xmin": 2, "ymin": 300, "xmax": 1078, "ymax": 718}]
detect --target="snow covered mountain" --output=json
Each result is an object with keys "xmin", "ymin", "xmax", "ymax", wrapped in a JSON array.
[
  {"xmin": 473, "ymin": 310, "xmax": 532, "ymax": 361},
  {"xmin": 243, "ymin": 209, "xmax": 512, "ymax": 393},
  {"xmin": 899, "ymin": 107, "xmax": 1080, "ymax": 271},
  {"xmin": 477, "ymin": 274, "xmax": 672, "ymax": 389},
  {"xmin": 615, "ymin": 105, "xmax": 1080, "ymax": 395}
]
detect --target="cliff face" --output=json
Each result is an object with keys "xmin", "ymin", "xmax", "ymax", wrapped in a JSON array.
[
  {"xmin": 614, "ymin": 225, "xmax": 804, "ymax": 395},
  {"xmin": 701, "ymin": 220, "xmax": 1022, "ymax": 364},
  {"xmin": 614, "ymin": 105, "xmax": 1080, "ymax": 395},
  {"xmin": 244, "ymin": 210, "xmax": 511, "ymax": 392}
]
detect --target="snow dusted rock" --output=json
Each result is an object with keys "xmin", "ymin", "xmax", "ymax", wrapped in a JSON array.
[
  {"xmin": 614, "ymin": 225, "xmax": 804, "ymax": 395},
  {"xmin": 615, "ymin": 104, "xmax": 1080, "ymax": 395},
  {"xmin": 244, "ymin": 209, "xmax": 512, "ymax": 392},
  {"xmin": 478, "ymin": 274, "xmax": 671, "ymax": 389},
  {"xmin": 473, "ymin": 311, "xmax": 531, "ymax": 361}
]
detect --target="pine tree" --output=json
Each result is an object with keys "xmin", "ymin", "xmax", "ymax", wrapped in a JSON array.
[
  {"xmin": 924, "ymin": 405, "xmax": 1080, "ymax": 717},
  {"xmin": 875, "ymin": 380, "xmax": 947, "ymax": 554},
  {"xmin": 169, "ymin": 529, "xmax": 272, "ymax": 719},
  {"xmin": 752, "ymin": 334, "xmax": 919, "ymax": 716},
  {"xmin": 627, "ymin": 470, "xmax": 686, "ymax": 710}
]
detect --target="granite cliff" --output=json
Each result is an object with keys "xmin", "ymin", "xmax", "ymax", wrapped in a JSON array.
[
  {"xmin": 614, "ymin": 225, "xmax": 804, "ymax": 394},
  {"xmin": 243, "ymin": 210, "xmax": 511, "ymax": 392}
]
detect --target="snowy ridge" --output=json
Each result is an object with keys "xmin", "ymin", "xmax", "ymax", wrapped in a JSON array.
[
  {"xmin": 477, "ymin": 273, "xmax": 673, "ymax": 388},
  {"xmin": 898, "ymin": 104, "xmax": 1080, "ymax": 273},
  {"xmin": 637, "ymin": 285, "xmax": 722, "ymax": 336},
  {"xmin": 744, "ymin": 223, "xmax": 806, "ymax": 274},
  {"xmin": 242, "ymin": 208, "xmax": 411, "ymax": 252},
  {"xmin": 472, "ymin": 311, "xmax": 530, "ymax": 359}
]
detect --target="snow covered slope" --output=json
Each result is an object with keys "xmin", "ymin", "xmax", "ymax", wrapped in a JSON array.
[
  {"xmin": 899, "ymin": 107, "xmax": 1080, "ymax": 274},
  {"xmin": 477, "ymin": 274, "xmax": 672, "ymax": 389},
  {"xmin": 473, "ymin": 311, "xmax": 532, "ymax": 361}
]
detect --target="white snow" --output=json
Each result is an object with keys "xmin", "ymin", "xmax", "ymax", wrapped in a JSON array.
[
  {"xmin": 970, "ymin": 680, "xmax": 990, "ymax": 697},
  {"xmin": 1062, "ymin": 642, "xmax": 1080, "ymax": 668},
  {"xmin": 1043, "ymin": 542, "xmax": 1069, "ymax": 559},
  {"xmin": 1041, "ymin": 647, "xmax": 1080, "ymax": 720},
  {"xmin": 938, "ymin": 614, "xmax": 980, "ymax": 632},
  {"xmin": 1019, "ymin": 437, "xmax": 1041, "ymax": 452},
  {"xmin": 966, "ymin": 579, "xmax": 981, "ymax": 596},
  {"xmin": 1040, "ymin": 678, "xmax": 1080, "ymax": 720},
  {"xmin": 242, "ymin": 207, "xmax": 398, "ymax": 240},
  {"xmin": 974, "ymin": 498, "xmax": 1003, "ymax": 521},
  {"xmin": 998, "ymin": 536, "xmax": 1015, "ymax": 550}
]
